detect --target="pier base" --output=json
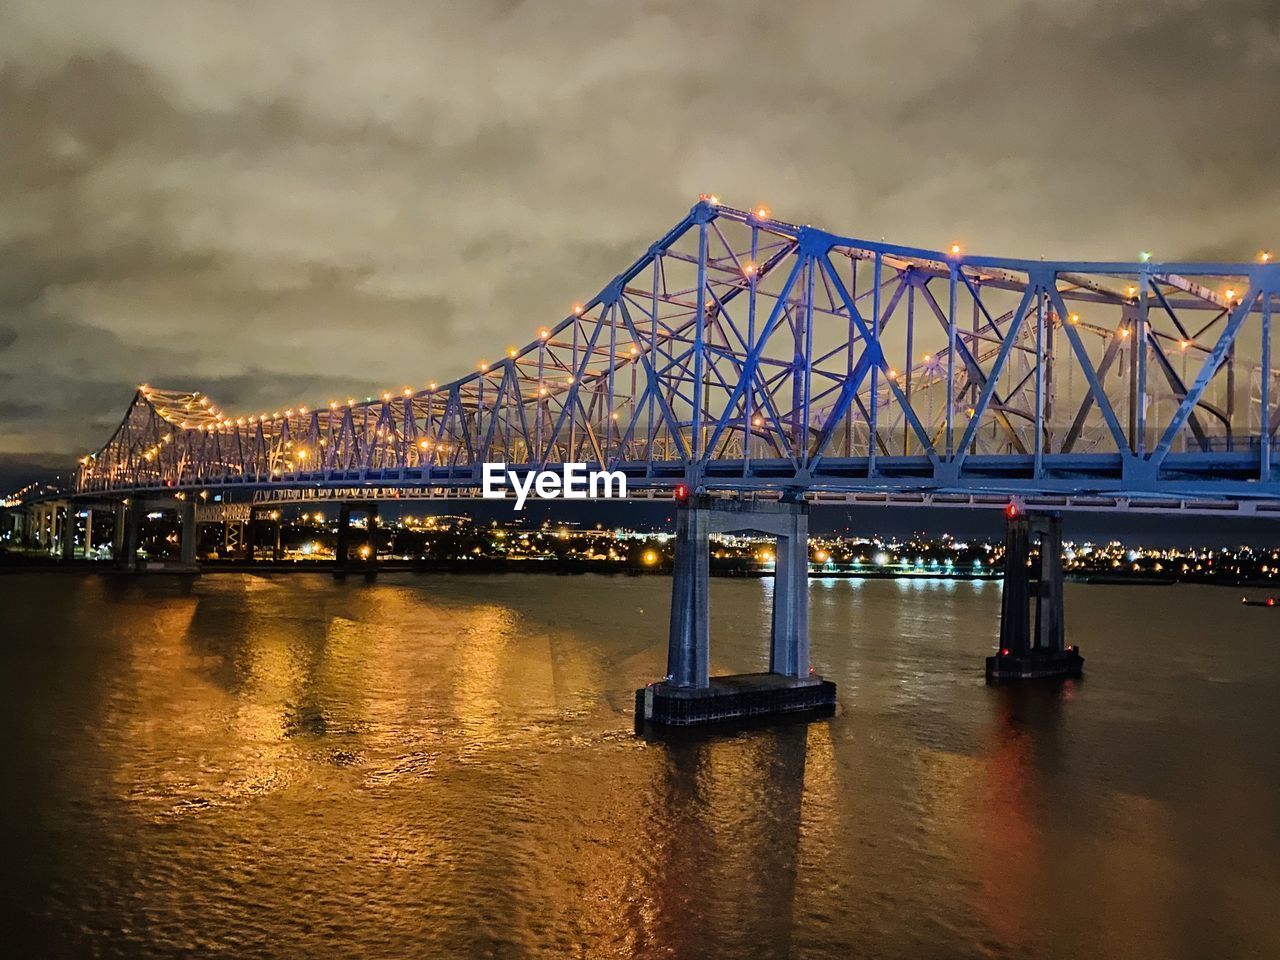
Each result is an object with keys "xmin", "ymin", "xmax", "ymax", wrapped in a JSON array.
[
  {"xmin": 635, "ymin": 672, "xmax": 837, "ymax": 730},
  {"xmin": 986, "ymin": 647, "xmax": 1084, "ymax": 682}
]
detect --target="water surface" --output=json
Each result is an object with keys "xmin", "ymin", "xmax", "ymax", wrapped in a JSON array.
[{"xmin": 3, "ymin": 572, "xmax": 1279, "ymax": 958}]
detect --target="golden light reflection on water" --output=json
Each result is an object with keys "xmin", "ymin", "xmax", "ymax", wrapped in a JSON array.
[{"xmin": 6, "ymin": 574, "xmax": 1280, "ymax": 959}]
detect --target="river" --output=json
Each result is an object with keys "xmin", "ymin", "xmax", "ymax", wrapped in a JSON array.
[{"xmin": 3, "ymin": 572, "xmax": 1279, "ymax": 958}]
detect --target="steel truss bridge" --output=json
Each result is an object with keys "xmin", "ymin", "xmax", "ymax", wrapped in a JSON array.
[{"xmin": 75, "ymin": 198, "xmax": 1280, "ymax": 509}]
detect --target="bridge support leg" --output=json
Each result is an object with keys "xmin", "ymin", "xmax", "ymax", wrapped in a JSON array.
[
  {"xmin": 116, "ymin": 502, "xmax": 140, "ymax": 571},
  {"xmin": 334, "ymin": 503, "xmax": 352, "ymax": 576},
  {"xmin": 334, "ymin": 502, "xmax": 377, "ymax": 578},
  {"xmin": 636, "ymin": 495, "xmax": 835, "ymax": 732},
  {"xmin": 986, "ymin": 512, "xmax": 1082, "ymax": 682},
  {"xmin": 83, "ymin": 508, "xmax": 94, "ymax": 557},
  {"xmin": 246, "ymin": 510, "xmax": 258, "ymax": 562},
  {"xmin": 179, "ymin": 499, "xmax": 198, "ymax": 567},
  {"xmin": 59, "ymin": 504, "xmax": 75, "ymax": 561},
  {"xmin": 769, "ymin": 505, "xmax": 810, "ymax": 678},
  {"xmin": 111, "ymin": 503, "xmax": 126, "ymax": 562},
  {"xmin": 665, "ymin": 502, "xmax": 711, "ymax": 688},
  {"xmin": 363, "ymin": 503, "xmax": 378, "ymax": 579}
]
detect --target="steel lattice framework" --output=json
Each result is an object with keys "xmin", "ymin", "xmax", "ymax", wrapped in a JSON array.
[{"xmin": 76, "ymin": 199, "xmax": 1280, "ymax": 504}]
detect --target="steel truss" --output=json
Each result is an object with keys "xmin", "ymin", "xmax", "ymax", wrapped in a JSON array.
[{"xmin": 77, "ymin": 200, "xmax": 1280, "ymax": 505}]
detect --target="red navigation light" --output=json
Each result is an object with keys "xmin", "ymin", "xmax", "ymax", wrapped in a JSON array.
[
  {"xmin": 1000, "ymin": 648, "xmax": 1011, "ymax": 657},
  {"xmin": 1005, "ymin": 502, "xmax": 1020, "ymax": 520},
  {"xmin": 1269, "ymin": 598, "xmax": 1276, "ymax": 607},
  {"xmin": 673, "ymin": 483, "xmax": 689, "ymax": 502}
]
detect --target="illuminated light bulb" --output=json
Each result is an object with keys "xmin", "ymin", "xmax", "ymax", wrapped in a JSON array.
[
  {"xmin": 922, "ymin": 353, "xmax": 932, "ymax": 363},
  {"xmin": 742, "ymin": 261, "xmax": 757, "ymax": 277},
  {"xmin": 1070, "ymin": 313, "xmax": 1079, "ymax": 324},
  {"xmin": 610, "ymin": 412, "xmax": 618, "ymax": 420},
  {"xmin": 428, "ymin": 382, "xmax": 437, "ymax": 391},
  {"xmin": 539, "ymin": 387, "xmax": 548, "ymax": 396},
  {"xmin": 1259, "ymin": 250, "xmax": 1273, "ymax": 263},
  {"xmin": 1225, "ymin": 288, "xmax": 1237, "ymax": 302},
  {"xmin": 507, "ymin": 346, "xmax": 518, "ymax": 358},
  {"xmin": 888, "ymin": 369, "xmax": 898, "ymax": 379},
  {"xmin": 1126, "ymin": 286, "xmax": 1136, "ymax": 298},
  {"xmin": 418, "ymin": 439, "xmax": 430, "ymax": 450},
  {"xmin": 754, "ymin": 205, "xmax": 770, "ymax": 219},
  {"xmin": 1180, "ymin": 339, "xmax": 1189, "ymax": 350},
  {"xmin": 572, "ymin": 303, "xmax": 584, "ymax": 316},
  {"xmin": 566, "ymin": 376, "xmax": 575, "ymax": 385},
  {"xmin": 949, "ymin": 242, "xmax": 962, "ymax": 256},
  {"xmin": 698, "ymin": 193, "xmax": 712, "ymax": 201},
  {"xmin": 479, "ymin": 361, "xmax": 489, "ymax": 372},
  {"xmin": 403, "ymin": 387, "xmax": 412, "ymax": 397},
  {"xmin": 1120, "ymin": 328, "xmax": 1130, "ymax": 338},
  {"xmin": 629, "ymin": 346, "xmax": 638, "ymax": 355},
  {"xmin": 1140, "ymin": 251, "xmax": 1151, "ymax": 262},
  {"xmin": 347, "ymin": 398, "xmax": 355, "ymax": 406},
  {"xmin": 297, "ymin": 449, "xmax": 308, "ymax": 460},
  {"xmin": 330, "ymin": 400, "xmax": 338, "ymax": 409},
  {"xmin": 752, "ymin": 415, "xmax": 764, "ymax": 427},
  {"xmin": 382, "ymin": 391, "xmax": 391, "ymax": 402},
  {"xmin": 708, "ymin": 194, "xmax": 720, "ymax": 205},
  {"xmin": 538, "ymin": 328, "xmax": 550, "ymax": 339},
  {"xmin": 285, "ymin": 409, "xmax": 294, "ymax": 417},
  {"xmin": 299, "ymin": 406, "xmax": 308, "ymax": 414}
]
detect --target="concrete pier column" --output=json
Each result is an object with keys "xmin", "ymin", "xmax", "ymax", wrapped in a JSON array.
[
  {"xmin": 84, "ymin": 508, "xmax": 94, "ymax": 556},
  {"xmin": 118, "ymin": 501, "xmax": 140, "ymax": 571},
  {"xmin": 179, "ymin": 499, "xmax": 198, "ymax": 565},
  {"xmin": 364, "ymin": 503, "xmax": 378, "ymax": 569},
  {"xmin": 988, "ymin": 510, "xmax": 1080, "ymax": 682},
  {"xmin": 60, "ymin": 504, "xmax": 75, "ymax": 560},
  {"xmin": 769, "ymin": 500, "xmax": 810, "ymax": 678},
  {"xmin": 112, "ymin": 502, "xmax": 126, "ymax": 560},
  {"xmin": 998, "ymin": 515, "xmax": 1032, "ymax": 656},
  {"xmin": 272, "ymin": 511, "xmax": 283, "ymax": 562},
  {"xmin": 245, "ymin": 509, "xmax": 258, "ymax": 562},
  {"xmin": 666, "ymin": 499, "xmax": 711, "ymax": 689},
  {"xmin": 336, "ymin": 503, "xmax": 352, "ymax": 567},
  {"xmin": 1033, "ymin": 514, "xmax": 1065, "ymax": 653}
]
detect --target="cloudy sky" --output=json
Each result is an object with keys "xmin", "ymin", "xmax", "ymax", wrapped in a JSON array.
[{"xmin": 2, "ymin": 0, "xmax": 1278, "ymax": 485}]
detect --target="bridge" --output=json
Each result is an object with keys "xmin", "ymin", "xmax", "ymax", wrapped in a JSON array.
[{"xmin": 11, "ymin": 197, "xmax": 1280, "ymax": 726}]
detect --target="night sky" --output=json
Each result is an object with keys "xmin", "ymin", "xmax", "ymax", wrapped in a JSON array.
[{"xmin": 3, "ymin": 1, "xmax": 1280, "ymax": 495}]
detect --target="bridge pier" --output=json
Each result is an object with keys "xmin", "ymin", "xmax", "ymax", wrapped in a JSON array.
[
  {"xmin": 59, "ymin": 503, "xmax": 75, "ymax": 561},
  {"xmin": 115, "ymin": 501, "xmax": 140, "ymax": 571},
  {"xmin": 986, "ymin": 511, "xmax": 1083, "ymax": 682},
  {"xmin": 246, "ymin": 507, "xmax": 282, "ymax": 563},
  {"xmin": 636, "ymin": 495, "xmax": 836, "ymax": 731},
  {"xmin": 334, "ymin": 502, "xmax": 378, "ymax": 578}
]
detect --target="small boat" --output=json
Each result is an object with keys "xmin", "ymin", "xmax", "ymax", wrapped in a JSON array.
[{"xmin": 1241, "ymin": 596, "xmax": 1278, "ymax": 607}]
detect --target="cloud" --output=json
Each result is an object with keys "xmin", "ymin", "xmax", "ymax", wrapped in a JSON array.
[{"xmin": 0, "ymin": 0, "xmax": 1276, "ymax": 479}]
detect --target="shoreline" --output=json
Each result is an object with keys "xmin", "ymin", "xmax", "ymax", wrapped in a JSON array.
[{"xmin": 2, "ymin": 554, "xmax": 1277, "ymax": 590}]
